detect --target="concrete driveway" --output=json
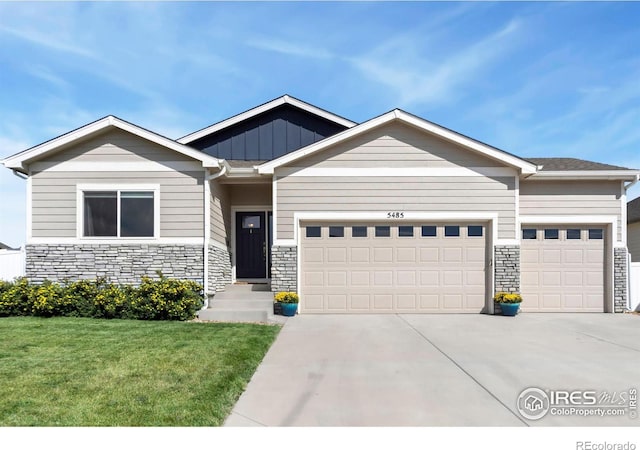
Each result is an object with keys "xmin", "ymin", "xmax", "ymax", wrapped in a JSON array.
[{"xmin": 225, "ymin": 314, "xmax": 640, "ymax": 426}]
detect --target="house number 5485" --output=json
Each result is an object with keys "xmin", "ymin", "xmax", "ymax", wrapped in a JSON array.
[{"xmin": 387, "ymin": 212, "xmax": 405, "ymax": 219}]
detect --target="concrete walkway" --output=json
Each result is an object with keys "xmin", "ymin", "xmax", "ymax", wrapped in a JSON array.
[{"xmin": 225, "ymin": 313, "xmax": 640, "ymax": 426}]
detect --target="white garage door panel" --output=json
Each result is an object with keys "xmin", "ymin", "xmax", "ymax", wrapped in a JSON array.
[
  {"xmin": 521, "ymin": 226, "xmax": 605, "ymax": 312},
  {"xmin": 301, "ymin": 223, "xmax": 487, "ymax": 313}
]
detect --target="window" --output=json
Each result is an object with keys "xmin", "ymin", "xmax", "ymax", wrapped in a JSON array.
[
  {"xmin": 522, "ymin": 229, "xmax": 537, "ymax": 240},
  {"xmin": 589, "ymin": 229, "xmax": 603, "ymax": 240},
  {"xmin": 566, "ymin": 229, "xmax": 581, "ymax": 240},
  {"xmin": 83, "ymin": 190, "xmax": 155, "ymax": 238},
  {"xmin": 544, "ymin": 229, "xmax": 559, "ymax": 240},
  {"xmin": 329, "ymin": 226, "xmax": 344, "ymax": 238},
  {"xmin": 306, "ymin": 226, "xmax": 321, "ymax": 238},
  {"xmin": 444, "ymin": 226, "xmax": 460, "ymax": 237},
  {"xmin": 468, "ymin": 226, "xmax": 483, "ymax": 237},
  {"xmin": 242, "ymin": 215, "xmax": 261, "ymax": 229},
  {"xmin": 421, "ymin": 226, "xmax": 437, "ymax": 237},
  {"xmin": 352, "ymin": 226, "xmax": 367, "ymax": 237},
  {"xmin": 375, "ymin": 226, "xmax": 390, "ymax": 237},
  {"xmin": 398, "ymin": 226, "xmax": 413, "ymax": 237}
]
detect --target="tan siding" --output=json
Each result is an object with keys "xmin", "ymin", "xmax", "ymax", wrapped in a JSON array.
[
  {"xmin": 46, "ymin": 129, "xmax": 195, "ymax": 163},
  {"xmin": 291, "ymin": 123, "xmax": 504, "ymax": 169},
  {"xmin": 276, "ymin": 176, "xmax": 516, "ymax": 240},
  {"xmin": 32, "ymin": 170, "xmax": 204, "ymax": 238},
  {"xmin": 628, "ymin": 222, "xmax": 640, "ymax": 262},
  {"xmin": 229, "ymin": 184, "xmax": 272, "ymax": 206},
  {"xmin": 520, "ymin": 180, "xmax": 622, "ymax": 241},
  {"xmin": 210, "ymin": 181, "xmax": 230, "ymax": 246}
]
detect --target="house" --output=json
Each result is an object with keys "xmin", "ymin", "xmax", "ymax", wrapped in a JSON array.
[
  {"xmin": 627, "ymin": 197, "xmax": 640, "ymax": 262},
  {"xmin": 3, "ymin": 95, "xmax": 639, "ymax": 314}
]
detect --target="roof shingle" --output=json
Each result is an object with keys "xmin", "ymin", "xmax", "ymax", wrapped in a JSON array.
[{"xmin": 526, "ymin": 157, "xmax": 631, "ymax": 171}]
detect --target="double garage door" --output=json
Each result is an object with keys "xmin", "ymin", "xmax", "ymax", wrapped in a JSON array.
[
  {"xmin": 300, "ymin": 222, "xmax": 607, "ymax": 314},
  {"xmin": 300, "ymin": 223, "xmax": 489, "ymax": 313}
]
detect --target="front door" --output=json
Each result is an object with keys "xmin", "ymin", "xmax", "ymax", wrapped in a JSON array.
[{"xmin": 236, "ymin": 211, "xmax": 267, "ymax": 278}]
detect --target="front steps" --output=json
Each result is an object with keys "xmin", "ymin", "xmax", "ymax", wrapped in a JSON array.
[{"xmin": 197, "ymin": 283, "xmax": 287, "ymax": 324}]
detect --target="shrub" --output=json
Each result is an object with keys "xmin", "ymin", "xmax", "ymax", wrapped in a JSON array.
[
  {"xmin": 130, "ymin": 275, "xmax": 203, "ymax": 321},
  {"xmin": 31, "ymin": 280, "xmax": 68, "ymax": 317},
  {"xmin": 0, "ymin": 277, "xmax": 34, "ymax": 316},
  {"xmin": 274, "ymin": 292, "xmax": 299, "ymax": 304},
  {"xmin": 0, "ymin": 276, "xmax": 204, "ymax": 321}
]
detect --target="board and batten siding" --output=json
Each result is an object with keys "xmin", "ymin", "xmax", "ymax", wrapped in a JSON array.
[
  {"xmin": 627, "ymin": 222, "xmax": 640, "ymax": 262},
  {"xmin": 30, "ymin": 129, "xmax": 205, "ymax": 239},
  {"xmin": 519, "ymin": 180, "xmax": 623, "ymax": 241},
  {"xmin": 276, "ymin": 176, "xmax": 516, "ymax": 240},
  {"xmin": 296, "ymin": 123, "xmax": 506, "ymax": 169}
]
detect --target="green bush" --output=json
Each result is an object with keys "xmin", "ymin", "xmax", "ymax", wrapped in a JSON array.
[
  {"xmin": 0, "ymin": 276, "xmax": 203, "ymax": 321},
  {"xmin": 131, "ymin": 275, "xmax": 203, "ymax": 321},
  {"xmin": 0, "ymin": 277, "xmax": 34, "ymax": 316}
]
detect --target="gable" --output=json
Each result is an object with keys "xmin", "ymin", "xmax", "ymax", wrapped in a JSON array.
[
  {"xmin": 41, "ymin": 129, "xmax": 197, "ymax": 165},
  {"xmin": 282, "ymin": 122, "xmax": 509, "ymax": 170},
  {"xmin": 188, "ymin": 104, "xmax": 349, "ymax": 161}
]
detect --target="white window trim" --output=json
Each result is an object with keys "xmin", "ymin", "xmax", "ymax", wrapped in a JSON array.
[{"xmin": 76, "ymin": 183, "xmax": 160, "ymax": 240}]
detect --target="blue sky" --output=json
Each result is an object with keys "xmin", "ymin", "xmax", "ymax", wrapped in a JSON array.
[{"xmin": 1, "ymin": 2, "xmax": 640, "ymax": 247}]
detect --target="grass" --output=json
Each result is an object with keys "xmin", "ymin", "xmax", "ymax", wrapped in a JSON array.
[{"xmin": 0, "ymin": 317, "xmax": 280, "ymax": 426}]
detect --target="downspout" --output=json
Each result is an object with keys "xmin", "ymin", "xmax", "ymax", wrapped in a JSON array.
[
  {"xmin": 623, "ymin": 174, "xmax": 639, "ymax": 311},
  {"xmin": 202, "ymin": 162, "xmax": 228, "ymax": 307}
]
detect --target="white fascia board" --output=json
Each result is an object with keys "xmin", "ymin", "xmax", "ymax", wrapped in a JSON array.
[
  {"xmin": 519, "ymin": 215, "xmax": 617, "ymax": 224},
  {"xmin": 526, "ymin": 170, "xmax": 640, "ymax": 181},
  {"xmin": 177, "ymin": 95, "xmax": 356, "ymax": 144},
  {"xmin": 3, "ymin": 116, "xmax": 220, "ymax": 171},
  {"xmin": 258, "ymin": 110, "xmax": 538, "ymax": 175}
]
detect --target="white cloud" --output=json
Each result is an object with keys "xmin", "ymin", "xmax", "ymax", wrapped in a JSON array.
[
  {"xmin": 247, "ymin": 37, "xmax": 334, "ymax": 59},
  {"xmin": 350, "ymin": 19, "xmax": 522, "ymax": 107}
]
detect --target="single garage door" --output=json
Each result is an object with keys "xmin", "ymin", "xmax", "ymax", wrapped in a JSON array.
[
  {"xmin": 520, "ymin": 226, "xmax": 605, "ymax": 312},
  {"xmin": 300, "ymin": 223, "xmax": 488, "ymax": 313}
]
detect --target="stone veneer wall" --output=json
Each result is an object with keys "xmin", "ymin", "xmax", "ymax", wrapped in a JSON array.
[
  {"xmin": 208, "ymin": 245, "xmax": 232, "ymax": 294},
  {"xmin": 613, "ymin": 247, "xmax": 628, "ymax": 313},
  {"xmin": 494, "ymin": 245, "xmax": 520, "ymax": 314},
  {"xmin": 271, "ymin": 246, "xmax": 297, "ymax": 293},
  {"xmin": 26, "ymin": 244, "xmax": 204, "ymax": 285}
]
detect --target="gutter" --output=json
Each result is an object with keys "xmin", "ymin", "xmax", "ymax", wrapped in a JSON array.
[{"xmin": 12, "ymin": 169, "xmax": 28, "ymax": 180}]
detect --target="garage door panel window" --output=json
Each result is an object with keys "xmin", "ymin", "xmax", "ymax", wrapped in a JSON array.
[
  {"xmin": 306, "ymin": 226, "xmax": 321, "ymax": 238},
  {"xmin": 398, "ymin": 226, "xmax": 414, "ymax": 237},
  {"xmin": 522, "ymin": 229, "xmax": 537, "ymax": 240},
  {"xmin": 544, "ymin": 229, "xmax": 559, "ymax": 239},
  {"xmin": 468, "ymin": 226, "xmax": 483, "ymax": 237},
  {"xmin": 445, "ymin": 226, "xmax": 460, "ymax": 237},
  {"xmin": 352, "ymin": 226, "xmax": 367, "ymax": 237},
  {"xmin": 566, "ymin": 229, "xmax": 581, "ymax": 240},
  {"xmin": 421, "ymin": 226, "xmax": 437, "ymax": 237},
  {"xmin": 375, "ymin": 226, "xmax": 391, "ymax": 237},
  {"xmin": 589, "ymin": 229, "xmax": 603, "ymax": 240},
  {"xmin": 329, "ymin": 226, "xmax": 344, "ymax": 238}
]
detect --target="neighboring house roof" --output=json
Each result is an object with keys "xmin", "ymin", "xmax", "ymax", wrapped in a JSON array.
[
  {"xmin": 0, "ymin": 242, "xmax": 20, "ymax": 251},
  {"xmin": 527, "ymin": 157, "xmax": 632, "ymax": 171},
  {"xmin": 258, "ymin": 109, "xmax": 539, "ymax": 175},
  {"xmin": 2, "ymin": 115, "xmax": 220, "ymax": 173},
  {"xmin": 177, "ymin": 94, "xmax": 357, "ymax": 145},
  {"xmin": 628, "ymin": 197, "xmax": 640, "ymax": 224}
]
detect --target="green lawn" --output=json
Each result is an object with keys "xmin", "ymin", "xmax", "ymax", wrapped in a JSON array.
[{"xmin": 0, "ymin": 317, "xmax": 280, "ymax": 426}]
